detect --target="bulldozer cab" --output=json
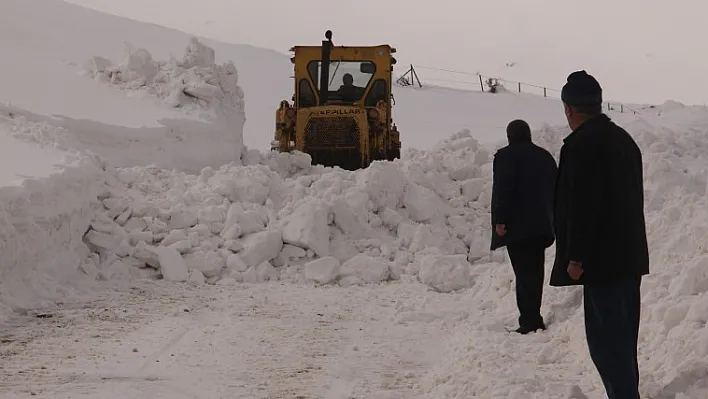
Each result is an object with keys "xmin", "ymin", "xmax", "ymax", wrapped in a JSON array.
[
  {"xmin": 273, "ymin": 30, "xmax": 401, "ymax": 170},
  {"xmin": 296, "ymin": 52, "xmax": 385, "ymax": 107}
]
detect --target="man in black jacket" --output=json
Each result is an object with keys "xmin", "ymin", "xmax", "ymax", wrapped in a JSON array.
[
  {"xmin": 552, "ymin": 70, "xmax": 649, "ymax": 399},
  {"xmin": 491, "ymin": 119, "xmax": 557, "ymax": 334}
]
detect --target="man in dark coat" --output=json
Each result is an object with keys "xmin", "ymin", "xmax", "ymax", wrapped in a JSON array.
[
  {"xmin": 491, "ymin": 119, "xmax": 557, "ymax": 334},
  {"xmin": 551, "ymin": 70, "xmax": 649, "ymax": 399}
]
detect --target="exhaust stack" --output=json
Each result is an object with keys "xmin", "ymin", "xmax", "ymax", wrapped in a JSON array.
[{"xmin": 319, "ymin": 30, "xmax": 333, "ymax": 105}]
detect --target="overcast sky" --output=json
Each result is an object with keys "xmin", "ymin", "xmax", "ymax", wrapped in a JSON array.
[{"xmin": 66, "ymin": 0, "xmax": 708, "ymax": 105}]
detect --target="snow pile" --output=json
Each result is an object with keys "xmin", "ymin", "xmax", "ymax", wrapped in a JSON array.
[
  {"xmin": 85, "ymin": 37, "xmax": 244, "ymax": 116},
  {"xmin": 80, "ymin": 37, "xmax": 245, "ymax": 171},
  {"xmin": 0, "ymin": 36, "xmax": 248, "ymax": 173},
  {"xmin": 77, "ymin": 129, "xmax": 505, "ymax": 290},
  {"xmin": 0, "ymin": 115, "xmax": 109, "ymax": 323},
  {"xmin": 419, "ymin": 111, "xmax": 708, "ymax": 399}
]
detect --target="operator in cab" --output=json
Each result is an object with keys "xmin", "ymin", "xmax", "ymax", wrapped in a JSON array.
[{"xmin": 336, "ymin": 73, "xmax": 363, "ymax": 103}]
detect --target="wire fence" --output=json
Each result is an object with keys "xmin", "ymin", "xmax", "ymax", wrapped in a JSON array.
[{"xmin": 395, "ymin": 64, "xmax": 645, "ymax": 116}]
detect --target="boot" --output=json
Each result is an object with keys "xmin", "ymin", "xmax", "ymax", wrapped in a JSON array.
[{"xmin": 514, "ymin": 322, "xmax": 546, "ymax": 335}]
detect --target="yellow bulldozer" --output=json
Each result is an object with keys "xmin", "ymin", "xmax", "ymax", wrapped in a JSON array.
[{"xmin": 272, "ymin": 30, "xmax": 401, "ymax": 170}]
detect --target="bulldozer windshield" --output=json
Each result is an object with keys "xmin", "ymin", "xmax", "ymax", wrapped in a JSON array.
[{"xmin": 307, "ymin": 60, "xmax": 376, "ymax": 103}]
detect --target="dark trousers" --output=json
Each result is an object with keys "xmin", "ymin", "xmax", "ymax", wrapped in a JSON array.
[
  {"xmin": 507, "ymin": 239, "xmax": 545, "ymax": 328},
  {"xmin": 584, "ymin": 277, "xmax": 642, "ymax": 399}
]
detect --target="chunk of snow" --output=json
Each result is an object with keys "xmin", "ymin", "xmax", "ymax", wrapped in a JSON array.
[
  {"xmin": 206, "ymin": 276, "xmax": 222, "ymax": 285},
  {"xmin": 226, "ymin": 253, "xmax": 248, "ymax": 272},
  {"xmin": 85, "ymin": 230, "xmax": 121, "ymax": 253},
  {"xmin": 240, "ymin": 230, "xmax": 283, "ymax": 267},
  {"xmin": 184, "ymin": 251, "xmax": 225, "ymax": 278},
  {"xmin": 133, "ymin": 241, "xmax": 160, "ymax": 268},
  {"xmin": 280, "ymin": 244, "xmax": 307, "ymax": 260},
  {"xmin": 241, "ymin": 267, "xmax": 258, "ymax": 283},
  {"xmin": 188, "ymin": 269, "xmax": 206, "ymax": 285},
  {"xmin": 403, "ymin": 184, "xmax": 441, "ymax": 222},
  {"xmin": 216, "ymin": 276, "xmax": 238, "ymax": 286},
  {"xmin": 156, "ymin": 248, "xmax": 189, "ymax": 282},
  {"xmin": 332, "ymin": 191, "xmax": 371, "ymax": 239},
  {"xmin": 460, "ymin": 178, "xmax": 485, "ymax": 201},
  {"xmin": 189, "ymin": 224, "xmax": 212, "ymax": 237},
  {"xmin": 149, "ymin": 218, "xmax": 169, "ymax": 234},
  {"xmin": 184, "ymin": 83, "xmax": 221, "ymax": 102},
  {"xmin": 223, "ymin": 239, "xmax": 244, "ymax": 252},
  {"xmin": 122, "ymin": 47, "xmax": 158, "ymax": 84},
  {"xmin": 115, "ymin": 207, "xmax": 133, "ymax": 225},
  {"xmin": 304, "ymin": 257, "xmax": 341, "ymax": 285},
  {"xmin": 161, "ymin": 229, "xmax": 188, "ymax": 247},
  {"xmin": 211, "ymin": 168, "xmax": 271, "ymax": 205},
  {"xmin": 99, "ymin": 259, "xmax": 131, "ymax": 282},
  {"xmin": 339, "ymin": 275, "xmax": 364, "ymax": 288},
  {"xmin": 418, "ymin": 254, "xmax": 474, "ymax": 293},
  {"xmin": 79, "ymin": 260, "xmax": 100, "ymax": 280},
  {"xmin": 281, "ymin": 199, "xmax": 330, "ymax": 257},
  {"xmin": 91, "ymin": 216, "xmax": 116, "ymax": 234},
  {"xmin": 380, "ymin": 208, "xmax": 404, "ymax": 229},
  {"xmin": 85, "ymin": 56, "xmax": 112, "ymax": 76},
  {"xmin": 409, "ymin": 224, "xmax": 445, "ymax": 253},
  {"xmin": 329, "ymin": 235, "xmax": 360, "ymax": 264},
  {"xmin": 239, "ymin": 210, "xmax": 267, "ymax": 235},
  {"xmin": 183, "ymin": 37, "xmax": 216, "ymax": 67},
  {"xmin": 340, "ymin": 254, "xmax": 390, "ymax": 284},
  {"xmin": 168, "ymin": 240, "xmax": 192, "ymax": 254},
  {"xmin": 222, "ymin": 202, "xmax": 243, "ymax": 233},
  {"xmin": 355, "ymin": 162, "xmax": 407, "ymax": 209},
  {"xmin": 449, "ymin": 165, "xmax": 478, "ymax": 181},
  {"xmin": 198, "ymin": 206, "xmax": 226, "ymax": 226},
  {"xmin": 256, "ymin": 261, "xmax": 279, "ymax": 282},
  {"xmin": 220, "ymin": 223, "xmax": 242, "ymax": 240},
  {"xmin": 170, "ymin": 210, "xmax": 199, "ymax": 229}
]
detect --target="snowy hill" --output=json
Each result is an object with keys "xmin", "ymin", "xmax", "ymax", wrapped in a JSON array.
[{"xmin": 1, "ymin": 0, "xmax": 708, "ymax": 398}]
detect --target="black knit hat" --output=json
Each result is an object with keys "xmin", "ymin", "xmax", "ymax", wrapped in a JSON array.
[
  {"xmin": 506, "ymin": 119, "xmax": 531, "ymax": 143},
  {"xmin": 561, "ymin": 70, "xmax": 602, "ymax": 106}
]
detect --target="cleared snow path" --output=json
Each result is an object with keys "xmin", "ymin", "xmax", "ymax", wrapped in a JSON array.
[{"xmin": 0, "ymin": 281, "xmax": 455, "ymax": 398}]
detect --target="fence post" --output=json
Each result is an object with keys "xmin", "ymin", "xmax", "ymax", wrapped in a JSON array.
[
  {"xmin": 479, "ymin": 75, "xmax": 484, "ymax": 92},
  {"xmin": 518, "ymin": 82, "xmax": 521, "ymax": 93},
  {"xmin": 543, "ymin": 87, "xmax": 547, "ymax": 97},
  {"xmin": 621, "ymin": 104, "xmax": 624, "ymax": 113}
]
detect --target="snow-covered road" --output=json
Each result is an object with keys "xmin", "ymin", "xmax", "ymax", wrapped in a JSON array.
[{"xmin": 0, "ymin": 281, "xmax": 458, "ymax": 398}]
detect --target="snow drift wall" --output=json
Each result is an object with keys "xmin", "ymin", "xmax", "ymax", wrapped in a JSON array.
[
  {"xmin": 0, "ymin": 116, "xmax": 108, "ymax": 323},
  {"xmin": 77, "ymin": 37, "xmax": 246, "ymax": 173},
  {"xmin": 75, "ymin": 128, "xmax": 501, "ymax": 290}
]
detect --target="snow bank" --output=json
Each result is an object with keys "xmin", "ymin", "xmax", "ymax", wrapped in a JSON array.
[
  {"xmin": 77, "ymin": 117, "xmax": 624, "ymax": 295},
  {"xmin": 78, "ymin": 128, "xmax": 502, "ymax": 289},
  {"xmin": 78, "ymin": 37, "xmax": 245, "ymax": 172},
  {"xmin": 1, "ymin": 0, "xmax": 284, "ymax": 153},
  {"xmin": 419, "ymin": 111, "xmax": 708, "ymax": 399},
  {"xmin": 0, "ymin": 36, "xmax": 246, "ymax": 174},
  {"xmin": 0, "ymin": 115, "xmax": 108, "ymax": 323},
  {"xmin": 85, "ymin": 38, "xmax": 244, "ymax": 116}
]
